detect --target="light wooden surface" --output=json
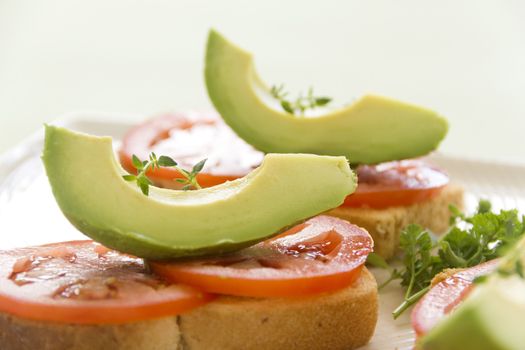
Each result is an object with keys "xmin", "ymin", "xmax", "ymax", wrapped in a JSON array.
[{"xmin": 0, "ymin": 0, "xmax": 524, "ymax": 164}]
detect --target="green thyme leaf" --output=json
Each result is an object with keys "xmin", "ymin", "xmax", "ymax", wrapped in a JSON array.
[
  {"xmin": 281, "ymin": 101, "xmax": 294, "ymax": 114},
  {"xmin": 137, "ymin": 177, "xmax": 150, "ymax": 195},
  {"xmin": 315, "ymin": 97, "xmax": 332, "ymax": 106},
  {"xmin": 158, "ymin": 155, "xmax": 177, "ymax": 167},
  {"xmin": 122, "ymin": 175, "xmax": 136, "ymax": 182},
  {"xmin": 132, "ymin": 155, "xmax": 143, "ymax": 170},
  {"xmin": 191, "ymin": 159, "xmax": 207, "ymax": 175}
]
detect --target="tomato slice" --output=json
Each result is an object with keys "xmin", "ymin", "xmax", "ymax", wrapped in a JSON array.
[
  {"xmin": 150, "ymin": 216, "xmax": 373, "ymax": 298},
  {"xmin": 0, "ymin": 241, "xmax": 213, "ymax": 324},
  {"xmin": 342, "ymin": 160, "xmax": 449, "ymax": 209},
  {"xmin": 119, "ymin": 111, "xmax": 263, "ymax": 188},
  {"xmin": 411, "ymin": 259, "xmax": 499, "ymax": 337},
  {"xmin": 120, "ymin": 113, "xmax": 448, "ymax": 207}
]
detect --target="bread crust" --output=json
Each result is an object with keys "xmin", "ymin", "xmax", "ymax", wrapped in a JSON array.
[
  {"xmin": 327, "ymin": 184, "xmax": 464, "ymax": 259},
  {"xmin": 178, "ymin": 267, "xmax": 378, "ymax": 350},
  {"xmin": 0, "ymin": 315, "xmax": 180, "ymax": 350}
]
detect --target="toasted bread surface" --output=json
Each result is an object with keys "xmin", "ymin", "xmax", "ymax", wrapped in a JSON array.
[
  {"xmin": 327, "ymin": 184, "xmax": 464, "ymax": 259},
  {"xmin": 178, "ymin": 267, "xmax": 378, "ymax": 350}
]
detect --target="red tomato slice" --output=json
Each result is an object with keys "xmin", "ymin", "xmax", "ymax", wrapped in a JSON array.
[
  {"xmin": 150, "ymin": 216, "xmax": 373, "ymax": 298},
  {"xmin": 342, "ymin": 160, "xmax": 449, "ymax": 209},
  {"xmin": 0, "ymin": 241, "xmax": 213, "ymax": 324},
  {"xmin": 411, "ymin": 259, "xmax": 499, "ymax": 337},
  {"xmin": 120, "ymin": 113, "xmax": 448, "ymax": 207},
  {"xmin": 119, "ymin": 111, "xmax": 263, "ymax": 188}
]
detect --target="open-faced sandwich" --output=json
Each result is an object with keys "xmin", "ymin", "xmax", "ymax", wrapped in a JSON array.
[{"xmin": 0, "ymin": 125, "xmax": 377, "ymax": 350}]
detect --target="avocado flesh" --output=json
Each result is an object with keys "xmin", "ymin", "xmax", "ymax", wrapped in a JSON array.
[
  {"xmin": 42, "ymin": 125, "xmax": 356, "ymax": 260},
  {"xmin": 421, "ymin": 239, "xmax": 525, "ymax": 350},
  {"xmin": 205, "ymin": 30, "xmax": 449, "ymax": 165}
]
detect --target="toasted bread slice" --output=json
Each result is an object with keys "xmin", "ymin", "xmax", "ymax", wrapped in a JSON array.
[
  {"xmin": 0, "ymin": 268, "xmax": 377, "ymax": 350},
  {"xmin": 327, "ymin": 184, "xmax": 464, "ymax": 259},
  {"xmin": 178, "ymin": 267, "xmax": 378, "ymax": 350}
]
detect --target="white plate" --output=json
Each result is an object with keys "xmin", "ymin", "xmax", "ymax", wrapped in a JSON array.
[{"xmin": 1, "ymin": 116, "xmax": 524, "ymax": 349}]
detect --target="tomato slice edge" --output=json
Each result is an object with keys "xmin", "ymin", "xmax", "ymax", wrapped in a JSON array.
[{"xmin": 0, "ymin": 241, "xmax": 213, "ymax": 324}]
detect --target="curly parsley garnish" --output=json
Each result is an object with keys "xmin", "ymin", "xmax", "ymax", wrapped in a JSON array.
[
  {"xmin": 270, "ymin": 84, "xmax": 332, "ymax": 115},
  {"xmin": 122, "ymin": 152, "xmax": 207, "ymax": 195},
  {"xmin": 368, "ymin": 200, "xmax": 525, "ymax": 319}
]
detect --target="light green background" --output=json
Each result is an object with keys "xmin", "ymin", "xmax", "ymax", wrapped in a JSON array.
[{"xmin": 0, "ymin": 1, "xmax": 524, "ymax": 164}]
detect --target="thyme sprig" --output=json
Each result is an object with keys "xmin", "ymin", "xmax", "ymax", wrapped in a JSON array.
[
  {"xmin": 270, "ymin": 84, "xmax": 331, "ymax": 115},
  {"xmin": 123, "ymin": 152, "xmax": 206, "ymax": 195}
]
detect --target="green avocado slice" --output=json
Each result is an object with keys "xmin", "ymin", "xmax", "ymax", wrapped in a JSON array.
[
  {"xmin": 420, "ymin": 238, "xmax": 525, "ymax": 350},
  {"xmin": 42, "ymin": 125, "xmax": 356, "ymax": 260},
  {"xmin": 205, "ymin": 29, "xmax": 449, "ymax": 164}
]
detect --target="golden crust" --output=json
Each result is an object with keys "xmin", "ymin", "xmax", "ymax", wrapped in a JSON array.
[
  {"xmin": 0, "ymin": 315, "xmax": 180, "ymax": 350},
  {"xmin": 327, "ymin": 184, "xmax": 464, "ymax": 259},
  {"xmin": 178, "ymin": 267, "xmax": 378, "ymax": 350}
]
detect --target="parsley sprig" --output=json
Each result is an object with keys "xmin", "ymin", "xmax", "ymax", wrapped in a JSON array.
[
  {"xmin": 368, "ymin": 200, "xmax": 525, "ymax": 319},
  {"xmin": 122, "ymin": 152, "xmax": 207, "ymax": 195},
  {"xmin": 270, "ymin": 84, "xmax": 332, "ymax": 115}
]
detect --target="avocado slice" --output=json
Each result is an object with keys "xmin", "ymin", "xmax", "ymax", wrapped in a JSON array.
[
  {"xmin": 420, "ymin": 239, "xmax": 525, "ymax": 350},
  {"xmin": 42, "ymin": 125, "xmax": 356, "ymax": 260},
  {"xmin": 205, "ymin": 30, "xmax": 449, "ymax": 164}
]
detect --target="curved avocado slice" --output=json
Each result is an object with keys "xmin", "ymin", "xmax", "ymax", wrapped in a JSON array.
[
  {"xmin": 42, "ymin": 125, "xmax": 356, "ymax": 260},
  {"xmin": 421, "ymin": 238, "xmax": 525, "ymax": 350},
  {"xmin": 205, "ymin": 29, "xmax": 449, "ymax": 164}
]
